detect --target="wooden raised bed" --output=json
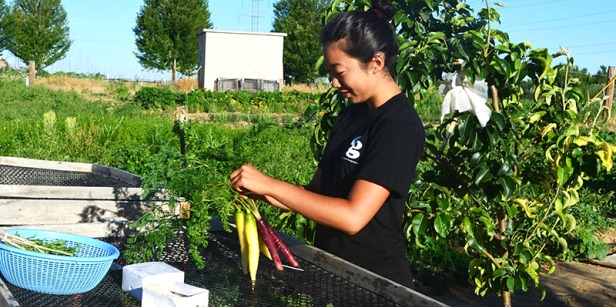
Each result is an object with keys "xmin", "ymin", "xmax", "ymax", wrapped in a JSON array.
[{"xmin": 0, "ymin": 156, "xmax": 149, "ymax": 238}]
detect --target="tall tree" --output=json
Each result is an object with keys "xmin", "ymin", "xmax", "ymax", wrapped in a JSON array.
[
  {"xmin": 273, "ymin": 0, "xmax": 331, "ymax": 84},
  {"xmin": 134, "ymin": 0, "xmax": 212, "ymax": 82},
  {"xmin": 4, "ymin": 0, "xmax": 71, "ymax": 71},
  {"xmin": 0, "ymin": 0, "xmax": 7, "ymax": 52}
]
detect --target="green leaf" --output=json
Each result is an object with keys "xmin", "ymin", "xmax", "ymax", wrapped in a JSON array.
[
  {"xmin": 520, "ymin": 276, "xmax": 529, "ymax": 291},
  {"xmin": 496, "ymin": 161, "xmax": 511, "ymax": 177},
  {"xmin": 463, "ymin": 217, "xmax": 474, "ymax": 235},
  {"xmin": 412, "ymin": 213, "xmax": 428, "ymax": 236},
  {"xmin": 539, "ymin": 284, "xmax": 547, "ymax": 300},
  {"xmin": 506, "ymin": 276, "xmax": 515, "ymax": 292},
  {"xmin": 487, "ymin": 129, "xmax": 499, "ymax": 148},
  {"xmin": 513, "ymin": 242, "xmax": 523, "ymax": 256},
  {"xmin": 458, "ymin": 116, "xmax": 470, "ymax": 145},
  {"xmin": 545, "ymin": 256, "xmax": 556, "ymax": 274},
  {"xmin": 497, "ymin": 176, "xmax": 515, "ymax": 199},
  {"xmin": 572, "ymin": 147, "xmax": 584, "ymax": 157},
  {"xmin": 434, "ymin": 214, "xmax": 450, "ymax": 238},
  {"xmin": 564, "ymin": 214, "xmax": 576, "ymax": 234},
  {"xmin": 474, "ymin": 165, "xmax": 493, "ymax": 185},
  {"xmin": 478, "ymin": 216, "xmax": 495, "ymax": 237},
  {"xmin": 470, "ymin": 152, "xmax": 483, "ymax": 167},
  {"xmin": 491, "ymin": 57, "xmax": 511, "ymax": 78},
  {"xmin": 490, "ymin": 112, "xmax": 506, "ymax": 130},
  {"xmin": 436, "ymin": 193, "xmax": 450, "ymax": 210},
  {"xmin": 505, "ymin": 203, "xmax": 518, "ymax": 218},
  {"xmin": 493, "ymin": 268, "xmax": 508, "ymax": 278},
  {"xmin": 469, "ymin": 131, "xmax": 484, "ymax": 151},
  {"xmin": 557, "ymin": 166, "xmax": 572, "ymax": 186},
  {"xmin": 558, "ymin": 237, "xmax": 569, "ymax": 252},
  {"xmin": 525, "ymin": 262, "xmax": 540, "ymax": 285},
  {"xmin": 519, "ymin": 250, "xmax": 531, "ymax": 264},
  {"xmin": 468, "ymin": 258, "xmax": 483, "ymax": 276},
  {"xmin": 466, "ymin": 233, "xmax": 484, "ymax": 252}
]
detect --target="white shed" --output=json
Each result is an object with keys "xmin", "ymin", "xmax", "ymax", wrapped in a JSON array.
[{"xmin": 197, "ymin": 29, "xmax": 287, "ymax": 92}]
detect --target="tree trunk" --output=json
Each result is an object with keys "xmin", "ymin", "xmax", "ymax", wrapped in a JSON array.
[
  {"xmin": 490, "ymin": 84, "xmax": 500, "ymax": 112},
  {"xmin": 502, "ymin": 289, "xmax": 511, "ymax": 307},
  {"xmin": 28, "ymin": 61, "xmax": 36, "ymax": 87},
  {"xmin": 171, "ymin": 59, "xmax": 177, "ymax": 83}
]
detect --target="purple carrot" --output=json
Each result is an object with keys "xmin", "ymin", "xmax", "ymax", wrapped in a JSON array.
[
  {"xmin": 261, "ymin": 218, "xmax": 299, "ymax": 268},
  {"xmin": 255, "ymin": 217, "xmax": 284, "ymax": 271}
]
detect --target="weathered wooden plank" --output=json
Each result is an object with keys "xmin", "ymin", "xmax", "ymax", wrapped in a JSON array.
[
  {"xmin": 0, "ymin": 199, "xmax": 148, "ymax": 225},
  {"xmin": 6, "ymin": 221, "xmax": 129, "ymax": 238},
  {"xmin": 0, "ymin": 156, "xmax": 93, "ymax": 172},
  {"xmin": 0, "ymin": 278, "xmax": 19, "ymax": 307},
  {"xmin": 0, "ymin": 156, "xmax": 142, "ymax": 187},
  {"xmin": 0, "ymin": 185, "xmax": 144, "ymax": 200},
  {"xmin": 91, "ymin": 164, "xmax": 142, "ymax": 187}
]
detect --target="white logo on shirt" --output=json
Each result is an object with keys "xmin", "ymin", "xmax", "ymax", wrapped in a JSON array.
[{"xmin": 344, "ymin": 136, "xmax": 363, "ymax": 163}]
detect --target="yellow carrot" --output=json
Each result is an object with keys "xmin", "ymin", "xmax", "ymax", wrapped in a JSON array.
[
  {"xmin": 235, "ymin": 210, "xmax": 248, "ymax": 275},
  {"xmin": 244, "ymin": 213, "xmax": 260, "ymax": 287},
  {"xmin": 258, "ymin": 235, "xmax": 272, "ymax": 260}
]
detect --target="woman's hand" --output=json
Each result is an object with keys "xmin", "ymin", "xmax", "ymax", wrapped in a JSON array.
[{"xmin": 229, "ymin": 163, "xmax": 274, "ymax": 196}]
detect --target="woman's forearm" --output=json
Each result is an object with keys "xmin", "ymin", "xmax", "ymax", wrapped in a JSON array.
[{"xmin": 265, "ymin": 179, "xmax": 389, "ymax": 235}]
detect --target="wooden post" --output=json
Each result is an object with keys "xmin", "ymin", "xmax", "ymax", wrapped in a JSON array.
[
  {"xmin": 605, "ymin": 66, "xmax": 615, "ymax": 112},
  {"xmin": 28, "ymin": 60, "xmax": 35, "ymax": 87}
]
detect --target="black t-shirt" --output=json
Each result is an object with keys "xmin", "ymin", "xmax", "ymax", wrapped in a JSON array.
[{"xmin": 315, "ymin": 93, "xmax": 425, "ymax": 288}]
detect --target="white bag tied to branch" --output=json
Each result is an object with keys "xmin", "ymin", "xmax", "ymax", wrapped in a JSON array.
[{"xmin": 439, "ymin": 67, "xmax": 491, "ymax": 127}]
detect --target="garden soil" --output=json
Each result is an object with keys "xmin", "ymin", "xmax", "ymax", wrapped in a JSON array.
[{"xmin": 424, "ymin": 229, "xmax": 616, "ymax": 307}]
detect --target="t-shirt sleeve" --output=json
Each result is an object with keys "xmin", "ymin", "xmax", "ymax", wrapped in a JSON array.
[{"xmin": 356, "ymin": 120, "xmax": 424, "ymax": 198}]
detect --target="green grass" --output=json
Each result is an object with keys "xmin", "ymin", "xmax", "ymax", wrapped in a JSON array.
[{"xmin": 0, "ymin": 75, "xmax": 316, "ymax": 179}]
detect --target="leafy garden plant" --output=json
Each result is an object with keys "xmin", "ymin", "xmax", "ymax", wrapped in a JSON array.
[{"xmin": 311, "ymin": 1, "xmax": 616, "ymax": 306}]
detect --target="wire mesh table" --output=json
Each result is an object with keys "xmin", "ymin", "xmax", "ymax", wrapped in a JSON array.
[{"xmin": 0, "ymin": 157, "xmax": 448, "ymax": 307}]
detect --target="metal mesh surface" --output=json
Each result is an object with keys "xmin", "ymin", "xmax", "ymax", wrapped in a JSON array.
[
  {"xmin": 0, "ymin": 165, "xmax": 138, "ymax": 188},
  {"xmin": 2, "ymin": 230, "xmax": 406, "ymax": 307}
]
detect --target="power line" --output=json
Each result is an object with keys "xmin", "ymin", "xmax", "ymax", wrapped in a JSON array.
[
  {"xmin": 567, "ymin": 41, "xmax": 616, "ymax": 49},
  {"xmin": 501, "ymin": 0, "xmax": 572, "ymax": 8},
  {"xmin": 505, "ymin": 9, "xmax": 616, "ymax": 27},
  {"xmin": 574, "ymin": 50, "xmax": 616, "ymax": 55},
  {"xmin": 465, "ymin": 0, "xmax": 574, "ymax": 9},
  {"xmin": 505, "ymin": 19, "xmax": 616, "ymax": 33}
]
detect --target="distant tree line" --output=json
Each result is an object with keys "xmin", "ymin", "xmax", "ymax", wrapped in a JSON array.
[
  {"xmin": 0, "ymin": 0, "xmax": 71, "ymax": 73},
  {"xmin": 0, "ymin": 0, "xmax": 609, "ymax": 92}
]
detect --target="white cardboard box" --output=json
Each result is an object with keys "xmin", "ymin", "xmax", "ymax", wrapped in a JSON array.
[
  {"xmin": 122, "ymin": 262, "xmax": 185, "ymax": 301},
  {"xmin": 142, "ymin": 281, "xmax": 209, "ymax": 307}
]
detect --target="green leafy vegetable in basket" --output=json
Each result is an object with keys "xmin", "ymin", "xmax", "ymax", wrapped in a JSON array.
[{"xmin": 0, "ymin": 228, "xmax": 79, "ymax": 256}]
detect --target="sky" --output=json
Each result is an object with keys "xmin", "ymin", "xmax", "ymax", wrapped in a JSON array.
[{"xmin": 2, "ymin": 0, "xmax": 615, "ymax": 81}]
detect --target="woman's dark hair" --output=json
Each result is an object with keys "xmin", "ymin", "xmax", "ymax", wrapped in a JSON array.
[{"xmin": 321, "ymin": 0, "xmax": 398, "ymax": 76}]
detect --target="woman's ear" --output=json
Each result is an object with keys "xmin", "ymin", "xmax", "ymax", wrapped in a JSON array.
[{"xmin": 371, "ymin": 52, "xmax": 386, "ymax": 74}]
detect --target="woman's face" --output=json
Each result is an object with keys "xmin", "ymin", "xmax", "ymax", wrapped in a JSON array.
[{"xmin": 323, "ymin": 43, "xmax": 375, "ymax": 104}]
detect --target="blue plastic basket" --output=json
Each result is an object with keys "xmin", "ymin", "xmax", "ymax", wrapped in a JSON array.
[{"xmin": 0, "ymin": 229, "xmax": 120, "ymax": 295}]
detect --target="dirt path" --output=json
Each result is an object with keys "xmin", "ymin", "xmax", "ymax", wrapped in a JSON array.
[
  {"xmin": 426, "ymin": 229, "xmax": 616, "ymax": 307},
  {"xmin": 428, "ymin": 260, "xmax": 616, "ymax": 307}
]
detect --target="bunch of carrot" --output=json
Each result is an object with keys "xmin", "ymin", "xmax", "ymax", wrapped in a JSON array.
[{"xmin": 234, "ymin": 197, "xmax": 299, "ymax": 287}]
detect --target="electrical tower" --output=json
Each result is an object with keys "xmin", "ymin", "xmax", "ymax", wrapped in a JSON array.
[{"xmin": 251, "ymin": 0, "xmax": 265, "ymax": 32}]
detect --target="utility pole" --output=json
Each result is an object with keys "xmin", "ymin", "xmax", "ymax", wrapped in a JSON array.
[{"xmin": 605, "ymin": 66, "xmax": 615, "ymax": 112}]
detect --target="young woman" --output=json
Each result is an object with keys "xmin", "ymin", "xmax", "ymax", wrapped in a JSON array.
[{"xmin": 230, "ymin": 0, "xmax": 425, "ymax": 289}]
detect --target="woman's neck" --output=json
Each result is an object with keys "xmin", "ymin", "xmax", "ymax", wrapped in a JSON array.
[{"xmin": 367, "ymin": 76, "xmax": 401, "ymax": 109}]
